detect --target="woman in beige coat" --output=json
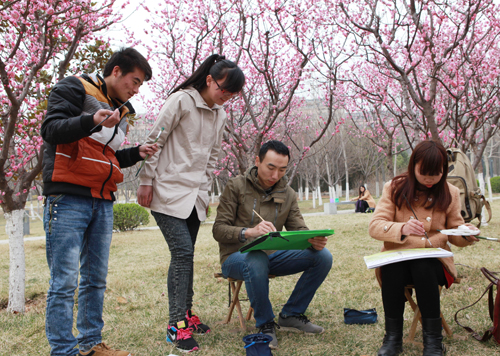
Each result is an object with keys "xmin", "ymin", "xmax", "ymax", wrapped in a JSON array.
[
  {"xmin": 369, "ymin": 141, "xmax": 479, "ymax": 356},
  {"xmin": 352, "ymin": 186, "xmax": 376, "ymax": 212},
  {"xmin": 137, "ymin": 55, "xmax": 245, "ymax": 353}
]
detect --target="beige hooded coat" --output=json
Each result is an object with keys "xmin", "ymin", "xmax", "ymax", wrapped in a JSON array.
[{"xmin": 139, "ymin": 87, "xmax": 226, "ymax": 220}]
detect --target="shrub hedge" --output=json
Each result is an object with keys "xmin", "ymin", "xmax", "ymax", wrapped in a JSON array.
[
  {"xmin": 491, "ymin": 176, "xmax": 500, "ymax": 193},
  {"xmin": 113, "ymin": 203, "xmax": 149, "ymax": 231}
]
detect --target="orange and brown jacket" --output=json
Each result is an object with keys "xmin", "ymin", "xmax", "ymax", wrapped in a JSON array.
[{"xmin": 41, "ymin": 73, "xmax": 142, "ymax": 201}]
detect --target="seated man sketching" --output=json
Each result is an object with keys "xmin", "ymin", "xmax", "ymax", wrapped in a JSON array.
[{"xmin": 212, "ymin": 140, "xmax": 333, "ymax": 349}]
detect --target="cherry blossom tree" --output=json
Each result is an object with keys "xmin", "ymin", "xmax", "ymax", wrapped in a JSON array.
[
  {"xmin": 334, "ymin": 0, "xmax": 500, "ymax": 168},
  {"xmin": 0, "ymin": 0, "xmax": 121, "ymax": 313},
  {"xmin": 136, "ymin": 0, "xmax": 342, "ymax": 183}
]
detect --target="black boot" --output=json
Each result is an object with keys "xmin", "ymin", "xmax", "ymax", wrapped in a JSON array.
[
  {"xmin": 378, "ymin": 317, "xmax": 403, "ymax": 356},
  {"xmin": 422, "ymin": 317, "xmax": 446, "ymax": 356}
]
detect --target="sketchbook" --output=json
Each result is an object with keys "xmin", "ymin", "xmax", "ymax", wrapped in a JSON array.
[
  {"xmin": 239, "ymin": 229, "xmax": 334, "ymax": 253},
  {"xmin": 364, "ymin": 248, "xmax": 453, "ymax": 269}
]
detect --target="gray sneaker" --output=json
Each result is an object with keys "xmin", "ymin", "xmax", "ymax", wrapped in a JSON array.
[
  {"xmin": 278, "ymin": 313, "xmax": 325, "ymax": 334},
  {"xmin": 258, "ymin": 320, "xmax": 280, "ymax": 349}
]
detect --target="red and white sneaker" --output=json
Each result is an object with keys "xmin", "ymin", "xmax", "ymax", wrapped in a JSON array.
[{"xmin": 186, "ymin": 310, "xmax": 211, "ymax": 334}]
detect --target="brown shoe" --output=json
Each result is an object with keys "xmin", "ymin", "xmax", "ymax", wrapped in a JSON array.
[{"xmin": 79, "ymin": 342, "xmax": 132, "ymax": 356}]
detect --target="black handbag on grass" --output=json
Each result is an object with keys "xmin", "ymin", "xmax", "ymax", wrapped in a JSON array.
[{"xmin": 344, "ymin": 308, "xmax": 378, "ymax": 324}]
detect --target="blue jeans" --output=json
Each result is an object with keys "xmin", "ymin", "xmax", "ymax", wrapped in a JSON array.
[
  {"xmin": 152, "ymin": 208, "xmax": 200, "ymax": 324},
  {"xmin": 44, "ymin": 194, "xmax": 113, "ymax": 356},
  {"xmin": 222, "ymin": 248, "xmax": 333, "ymax": 327}
]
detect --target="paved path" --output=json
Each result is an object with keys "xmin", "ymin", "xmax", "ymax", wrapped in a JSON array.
[{"xmin": 2, "ymin": 195, "xmax": 497, "ymax": 245}]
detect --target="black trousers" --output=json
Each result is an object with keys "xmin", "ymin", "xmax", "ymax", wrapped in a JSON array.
[
  {"xmin": 355, "ymin": 200, "xmax": 369, "ymax": 212},
  {"xmin": 380, "ymin": 258, "xmax": 446, "ymax": 319}
]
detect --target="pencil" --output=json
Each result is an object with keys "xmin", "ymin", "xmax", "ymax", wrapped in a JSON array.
[
  {"xmin": 135, "ymin": 127, "xmax": 164, "ymax": 177},
  {"xmin": 90, "ymin": 100, "xmax": 129, "ymax": 133},
  {"xmin": 252, "ymin": 209, "xmax": 265, "ymax": 222},
  {"xmin": 403, "ymin": 194, "xmax": 433, "ymax": 247}
]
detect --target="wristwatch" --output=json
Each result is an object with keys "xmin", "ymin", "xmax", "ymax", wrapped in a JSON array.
[{"xmin": 238, "ymin": 228, "xmax": 248, "ymax": 243}]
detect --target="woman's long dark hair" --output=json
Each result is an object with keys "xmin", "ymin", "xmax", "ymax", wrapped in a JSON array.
[
  {"xmin": 358, "ymin": 186, "xmax": 366, "ymax": 198},
  {"xmin": 171, "ymin": 54, "xmax": 245, "ymax": 94},
  {"xmin": 391, "ymin": 140, "xmax": 451, "ymax": 211}
]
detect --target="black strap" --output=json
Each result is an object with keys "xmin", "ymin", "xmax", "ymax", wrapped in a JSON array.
[{"xmin": 455, "ymin": 268, "xmax": 499, "ymax": 342}]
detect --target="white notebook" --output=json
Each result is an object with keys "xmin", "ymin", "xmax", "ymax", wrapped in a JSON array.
[{"xmin": 364, "ymin": 248, "xmax": 453, "ymax": 269}]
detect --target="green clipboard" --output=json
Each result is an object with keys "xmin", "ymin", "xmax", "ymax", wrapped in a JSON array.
[{"xmin": 239, "ymin": 229, "xmax": 334, "ymax": 253}]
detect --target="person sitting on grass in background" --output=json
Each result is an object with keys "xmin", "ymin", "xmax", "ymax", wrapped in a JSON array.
[
  {"xmin": 369, "ymin": 140, "xmax": 479, "ymax": 356},
  {"xmin": 351, "ymin": 185, "xmax": 376, "ymax": 213},
  {"xmin": 212, "ymin": 140, "xmax": 333, "ymax": 350}
]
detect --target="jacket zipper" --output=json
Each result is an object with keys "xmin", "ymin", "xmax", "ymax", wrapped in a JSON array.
[
  {"xmin": 100, "ymin": 119, "xmax": 120, "ymax": 199},
  {"xmin": 251, "ymin": 198, "xmax": 257, "ymax": 225}
]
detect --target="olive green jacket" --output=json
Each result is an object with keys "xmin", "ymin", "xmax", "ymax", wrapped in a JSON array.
[{"xmin": 212, "ymin": 166, "xmax": 308, "ymax": 264}]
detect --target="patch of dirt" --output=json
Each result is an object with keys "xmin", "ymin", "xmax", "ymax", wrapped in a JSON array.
[{"xmin": 0, "ymin": 292, "xmax": 47, "ymax": 313}]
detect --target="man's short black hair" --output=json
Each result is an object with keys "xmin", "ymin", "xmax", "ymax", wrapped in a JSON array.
[
  {"xmin": 103, "ymin": 47, "xmax": 152, "ymax": 81},
  {"xmin": 259, "ymin": 140, "xmax": 290, "ymax": 162}
]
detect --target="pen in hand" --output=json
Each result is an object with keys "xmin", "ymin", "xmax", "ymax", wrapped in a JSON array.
[
  {"xmin": 135, "ymin": 127, "xmax": 164, "ymax": 177},
  {"xmin": 251, "ymin": 209, "xmax": 277, "ymax": 235},
  {"xmin": 90, "ymin": 100, "xmax": 130, "ymax": 133},
  {"xmin": 253, "ymin": 209, "xmax": 265, "ymax": 222},
  {"xmin": 403, "ymin": 194, "xmax": 433, "ymax": 247}
]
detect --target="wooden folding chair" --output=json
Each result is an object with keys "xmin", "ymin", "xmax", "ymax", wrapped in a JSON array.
[
  {"xmin": 214, "ymin": 272, "xmax": 275, "ymax": 331},
  {"xmin": 404, "ymin": 278, "xmax": 461, "ymax": 344}
]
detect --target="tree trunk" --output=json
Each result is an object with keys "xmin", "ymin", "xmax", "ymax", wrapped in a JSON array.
[
  {"xmin": 393, "ymin": 149, "xmax": 397, "ymax": 177},
  {"xmin": 340, "ymin": 131, "xmax": 349, "ymax": 200},
  {"xmin": 484, "ymin": 153, "xmax": 493, "ymax": 202},
  {"xmin": 376, "ymin": 165, "xmax": 380, "ymax": 198},
  {"xmin": 6, "ymin": 209, "xmax": 26, "ymax": 313},
  {"xmin": 325, "ymin": 153, "xmax": 333, "ymax": 200}
]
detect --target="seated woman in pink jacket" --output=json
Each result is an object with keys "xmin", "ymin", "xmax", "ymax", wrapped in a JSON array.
[{"xmin": 369, "ymin": 140, "xmax": 479, "ymax": 356}]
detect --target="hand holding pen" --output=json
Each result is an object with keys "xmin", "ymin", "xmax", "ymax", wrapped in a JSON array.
[
  {"xmin": 244, "ymin": 210, "xmax": 276, "ymax": 239},
  {"xmin": 90, "ymin": 100, "xmax": 130, "ymax": 133},
  {"xmin": 403, "ymin": 194, "xmax": 433, "ymax": 246},
  {"xmin": 135, "ymin": 127, "xmax": 164, "ymax": 177},
  {"xmin": 252, "ymin": 209, "xmax": 327, "ymax": 250}
]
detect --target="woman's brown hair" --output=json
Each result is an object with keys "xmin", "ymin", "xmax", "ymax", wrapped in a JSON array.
[
  {"xmin": 358, "ymin": 186, "xmax": 366, "ymax": 198},
  {"xmin": 391, "ymin": 140, "xmax": 451, "ymax": 211}
]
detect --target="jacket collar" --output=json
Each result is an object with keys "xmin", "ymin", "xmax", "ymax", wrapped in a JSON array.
[
  {"xmin": 244, "ymin": 166, "xmax": 288, "ymax": 203},
  {"xmin": 183, "ymin": 86, "xmax": 223, "ymax": 111},
  {"xmin": 81, "ymin": 72, "xmax": 135, "ymax": 116}
]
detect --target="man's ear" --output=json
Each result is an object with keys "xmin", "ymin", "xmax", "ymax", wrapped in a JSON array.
[
  {"xmin": 112, "ymin": 66, "xmax": 122, "ymax": 77},
  {"xmin": 255, "ymin": 156, "xmax": 260, "ymax": 167}
]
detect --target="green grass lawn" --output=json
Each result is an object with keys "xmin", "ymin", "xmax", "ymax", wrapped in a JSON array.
[{"xmin": 1, "ymin": 201, "xmax": 500, "ymax": 355}]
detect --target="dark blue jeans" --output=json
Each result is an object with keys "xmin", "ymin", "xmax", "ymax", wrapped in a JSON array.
[
  {"xmin": 44, "ymin": 194, "xmax": 113, "ymax": 356},
  {"xmin": 222, "ymin": 248, "xmax": 333, "ymax": 327},
  {"xmin": 152, "ymin": 208, "xmax": 200, "ymax": 324}
]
